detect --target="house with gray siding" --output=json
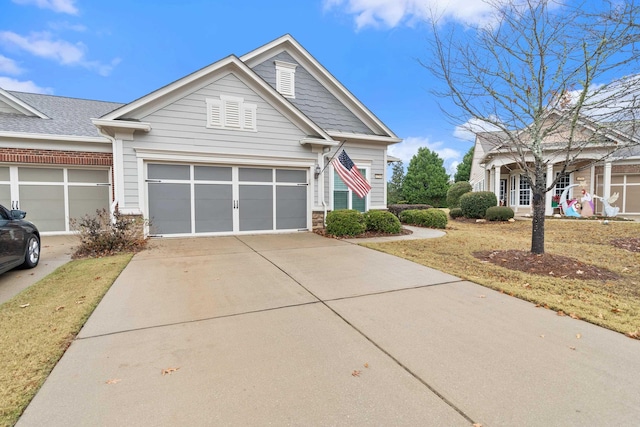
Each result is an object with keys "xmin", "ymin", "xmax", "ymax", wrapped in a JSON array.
[{"xmin": 0, "ymin": 34, "xmax": 400, "ymax": 236}]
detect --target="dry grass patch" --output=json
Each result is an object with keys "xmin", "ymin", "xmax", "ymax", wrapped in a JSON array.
[
  {"xmin": 363, "ymin": 219, "xmax": 640, "ymax": 338},
  {"xmin": 0, "ymin": 254, "xmax": 132, "ymax": 427}
]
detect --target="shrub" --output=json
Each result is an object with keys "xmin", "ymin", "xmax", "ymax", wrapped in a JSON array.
[
  {"xmin": 388, "ymin": 204, "xmax": 432, "ymax": 218},
  {"xmin": 364, "ymin": 210, "xmax": 402, "ymax": 234},
  {"xmin": 485, "ymin": 206, "xmax": 515, "ymax": 221},
  {"xmin": 71, "ymin": 208, "xmax": 147, "ymax": 258},
  {"xmin": 326, "ymin": 209, "xmax": 366, "ymax": 236},
  {"xmin": 400, "ymin": 208, "xmax": 448, "ymax": 229},
  {"xmin": 446, "ymin": 181, "xmax": 472, "ymax": 208},
  {"xmin": 459, "ymin": 191, "xmax": 498, "ymax": 219},
  {"xmin": 449, "ymin": 207, "xmax": 464, "ymax": 219}
]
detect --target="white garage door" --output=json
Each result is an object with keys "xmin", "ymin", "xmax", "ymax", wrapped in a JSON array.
[
  {"xmin": 146, "ymin": 164, "xmax": 308, "ymax": 236},
  {"xmin": 0, "ymin": 166, "xmax": 111, "ymax": 233}
]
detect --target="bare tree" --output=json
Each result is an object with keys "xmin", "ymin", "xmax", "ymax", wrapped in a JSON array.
[{"xmin": 426, "ymin": 0, "xmax": 640, "ymax": 254}]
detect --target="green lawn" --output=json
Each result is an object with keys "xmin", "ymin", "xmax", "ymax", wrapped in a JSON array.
[{"xmin": 0, "ymin": 254, "xmax": 133, "ymax": 427}]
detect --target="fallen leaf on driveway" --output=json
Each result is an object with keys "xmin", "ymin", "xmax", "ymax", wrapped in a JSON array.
[
  {"xmin": 576, "ymin": 333, "xmax": 582, "ymax": 339},
  {"xmin": 351, "ymin": 370, "xmax": 361, "ymax": 377},
  {"xmin": 105, "ymin": 379, "xmax": 121, "ymax": 384},
  {"xmin": 20, "ymin": 303, "xmax": 30, "ymax": 308},
  {"xmin": 569, "ymin": 346, "xmax": 576, "ymax": 351},
  {"xmin": 569, "ymin": 313, "xmax": 580, "ymax": 319},
  {"xmin": 364, "ymin": 363, "xmax": 369, "ymax": 368},
  {"xmin": 557, "ymin": 311, "xmax": 566, "ymax": 316},
  {"xmin": 162, "ymin": 367, "xmax": 180, "ymax": 376}
]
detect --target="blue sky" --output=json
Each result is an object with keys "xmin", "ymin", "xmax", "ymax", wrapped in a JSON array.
[{"xmin": 0, "ymin": 0, "xmax": 514, "ymax": 176}]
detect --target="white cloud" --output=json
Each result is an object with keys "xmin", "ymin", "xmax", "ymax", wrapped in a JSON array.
[
  {"xmin": 324, "ymin": 0, "xmax": 498, "ymax": 30},
  {"xmin": 12, "ymin": 0, "xmax": 78, "ymax": 15},
  {"xmin": 48, "ymin": 21, "xmax": 87, "ymax": 32},
  {"xmin": 388, "ymin": 136, "xmax": 462, "ymax": 177},
  {"xmin": 0, "ymin": 31, "xmax": 120, "ymax": 76},
  {"xmin": 0, "ymin": 31, "xmax": 86, "ymax": 64},
  {"xmin": 453, "ymin": 117, "xmax": 502, "ymax": 141},
  {"xmin": 0, "ymin": 55, "xmax": 23, "ymax": 75},
  {"xmin": 0, "ymin": 76, "xmax": 52, "ymax": 94}
]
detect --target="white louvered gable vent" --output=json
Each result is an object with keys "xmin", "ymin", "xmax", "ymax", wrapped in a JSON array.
[
  {"xmin": 275, "ymin": 61, "xmax": 297, "ymax": 98},
  {"xmin": 206, "ymin": 95, "xmax": 257, "ymax": 132}
]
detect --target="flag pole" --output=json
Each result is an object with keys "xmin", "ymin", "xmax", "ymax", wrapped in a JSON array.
[{"xmin": 319, "ymin": 140, "xmax": 346, "ymax": 174}]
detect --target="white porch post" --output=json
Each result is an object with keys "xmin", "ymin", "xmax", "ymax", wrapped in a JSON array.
[
  {"xmin": 492, "ymin": 166, "xmax": 500, "ymax": 203},
  {"xmin": 603, "ymin": 161, "xmax": 612, "ymax": 200},
  {"xmin": 545, "ymin": 163, "xmax": 554, "ymax": 216}
]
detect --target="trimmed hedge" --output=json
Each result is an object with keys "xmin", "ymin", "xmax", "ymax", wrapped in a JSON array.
[
  {"xmin": 449, "ymin": 207, "xmax": 464, "ymax": 219},
  {"xmin": 446, "ymin": 181, "xmax": 472, "ymax": 208},
  {"xmin": 326, "ymin": 209, "xmax": 366, "ymax": 236},
  {"xmin": 459, "ymin": 191, "xmax": 498, "ymax": 219},
  {"xmin": 388, "ymin": 204, "xmax": 432, "ymax": 218},
  {"xmin": 485, "ymin": 206, "xmax": 515, "ymax": 221},
  {"xmin": 399, "ymin": 208, "xmax": 448, "ymax": 229},
  {"xmin": 364, "ymin": 210, "xmax": 402, "ymax": 234}
]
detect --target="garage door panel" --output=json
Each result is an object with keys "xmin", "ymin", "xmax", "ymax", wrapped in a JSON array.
[
  {"xmin": 69, "ymin": 186, "xmax": 110, "ymax": 220},
  {"xmin": 148, "ymin": 164, "xmax": 190, "ymax": 180},
  {"xmin": 148, "ymin": 183, "xmax": 191, "ymax": 235},
  {"xmin": 239, "ymin": 185, "xmax": 273, "ymax": 231},
  {"xmin": 19, "ymin": 185, "xmax": 65, "ymax": 232},
  {"xmin": 276, "ymin": 186, "xmax": 307, "ymax": 230},
  {"xmin": 194, "ymin": 166, "xmax": 232, "ymax": 181},
  {"xmin": 195, "ymin": 184, "xmax": 233, "ymax": 233}
]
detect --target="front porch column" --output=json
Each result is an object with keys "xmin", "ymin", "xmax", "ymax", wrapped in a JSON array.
[
  {"xmin": 545, "ymin": 163, "xmax": 554, "ymax": 216},
  {"xmin": 491, "ymin": 166, "xmax": 500, "ymax": 203},
  {"xmin": 603, "ymin": 161, "xmax": 612, "ymax": 200}
]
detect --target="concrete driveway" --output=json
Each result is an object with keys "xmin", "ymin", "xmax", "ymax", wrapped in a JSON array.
[{"xmin": 18, "ymin": 233, "xmax": 640, "ymax": 426}]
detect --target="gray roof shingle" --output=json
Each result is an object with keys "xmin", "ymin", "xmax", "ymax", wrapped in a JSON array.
[{"xmin": 0, "ymin": 91, "xmax": 123, "ymax": 138}]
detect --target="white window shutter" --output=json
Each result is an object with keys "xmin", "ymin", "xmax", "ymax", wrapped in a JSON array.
[
  {"xmin": 206, "ymin": 99, "xmax": 222, "ymax": 128},
  {"xmin": 224, "ymin": 99, "xmax": 241, "ymax": 128},
  {"xmin": 243, "ymin": 104, "xmax": 257, "ymax": 131}
]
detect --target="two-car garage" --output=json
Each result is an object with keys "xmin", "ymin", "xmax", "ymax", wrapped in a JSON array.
[{"xmin": 146, "ymin": 163, "xmax": 309, "ymax": 236}]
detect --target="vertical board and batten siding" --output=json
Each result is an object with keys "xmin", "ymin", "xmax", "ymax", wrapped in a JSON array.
[
  {"xmin": 251, "ymin": 52, "xmax": 374, "ymax": 135},
  {"xmin": 121, "ymin": 73, "xmax": 315, "ymax": 207}
]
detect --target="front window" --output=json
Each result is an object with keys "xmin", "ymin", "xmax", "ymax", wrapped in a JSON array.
[
  {"xmin": 555, "ymin": 172, "xmax": 571, "ymax": 196},
  {"xmin": 519, "ymin": 175, "xmax": 531, "ymax": 205},
  {"xmin": 333, "ymin": 168, "xmax": 367, "ymax": 212}
]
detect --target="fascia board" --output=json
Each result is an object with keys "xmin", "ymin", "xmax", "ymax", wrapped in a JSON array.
[
  {"xmin": 91, "ymin": 118, "xmax": 151, "ymax": 132},
  {"xmin": 0, "ymin": 131, "xmax": 109, "ymax": 143},
  {"xmin": 241, "ymin": 35, "xmax": 399, "ymax": 139},
  {"xmin": 0, "ymin": 88, "xmax": 49, "ymax": 119},
  {"xmin": 327, "ymin": 131, "xmax": 402, "ymax": 145}
]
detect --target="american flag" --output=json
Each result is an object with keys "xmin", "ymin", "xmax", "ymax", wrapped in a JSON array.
[{"xmin": 332, "ymin": 150, "xmax": 371, "ymax": 199}]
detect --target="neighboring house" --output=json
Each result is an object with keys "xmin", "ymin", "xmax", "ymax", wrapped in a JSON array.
[
  {"xmin": 0, "ymin": 35, "xmax": 400, "ymax": 236},
  {"xmin": 469, "ymin": 111, "xmax": 640, "ymax": 217}
]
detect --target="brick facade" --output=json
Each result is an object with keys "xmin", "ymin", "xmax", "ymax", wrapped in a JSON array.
[
  {"xmin": 312, "ymin": 211, "xmax": 325, "ymax": 229},
  {"xmin": 0, "ymin": 148, "xmax": 112, "ymax": 166}
]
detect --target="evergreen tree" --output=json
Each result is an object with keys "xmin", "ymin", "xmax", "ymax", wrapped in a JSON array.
[
  {"xmin": 387, "ymin": 161, "xmax": 405, "ymax": 205},
  {"xmin": 402, "ymin": 147, "xmax": 450, "ymax": 207},
  {"xmin": 454, "ymin": 146, "xmax": 474, "ymax": 182}
]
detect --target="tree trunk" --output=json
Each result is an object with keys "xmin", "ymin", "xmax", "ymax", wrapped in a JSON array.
[{"xmin": 530, "ymin": 189, "xmax": 546, "ymax": 254}]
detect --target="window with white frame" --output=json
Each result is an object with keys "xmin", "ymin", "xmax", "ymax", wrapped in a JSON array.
[
  {"xmin": 519, "ymin": 175, "xmax": 531, "ymax": 205},
  {"xmin": 275, "ymin": 61, "xmax": 297, "ymax": 98},
  {"xmin": 206, "ymin": 95, "xmax": 257, "ymax": 131},
  {"xmin": 554, "ymin": 172, "xmax": 571, "ymax": 196},
  {"xmin": 333, "ymin": 168, "xmax": 368, "ymax": 212}
]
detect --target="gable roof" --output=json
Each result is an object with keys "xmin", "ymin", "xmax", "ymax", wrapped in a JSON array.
[
  {"xmin": 0, "ymin": 91, "xmax": 122, "ymax": 139},
  {"xmin": 241, "ymin": 34, "xmax": 400, "ymax": 142},
  {"xmin": 0, "ymin": 88, "xmax": 48, "ymax": 118},
  {"xmin": 98, "ymin": 53, "xmax": 335, "ymax": 143}
]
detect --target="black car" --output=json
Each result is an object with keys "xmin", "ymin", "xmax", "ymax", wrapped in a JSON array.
[{"xmin": 0, "ymin": 204, "xmax": 40, "ymax": 275}]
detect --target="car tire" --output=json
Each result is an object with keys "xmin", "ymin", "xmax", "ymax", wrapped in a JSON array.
[{"xmin": 21, "ymin": 235, "xmax": 40, "ymax": 269}]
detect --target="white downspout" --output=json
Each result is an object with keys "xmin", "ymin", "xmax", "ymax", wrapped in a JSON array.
[
  {"xmin": 96, "ymin": 126, "xmax": 118, "ymax": 222},
  {"xmin": 321, "ymin": 148, "xmax": 331, "ymax": 226}
]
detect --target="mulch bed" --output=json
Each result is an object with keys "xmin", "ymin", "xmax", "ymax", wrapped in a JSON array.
[
  {"xmin": 610, "ymin": 237, "xmax": 640, "ymax": 253},
  {"xmin": 473, "ymin": 249, "xmax": 620, "ymax": 281}
]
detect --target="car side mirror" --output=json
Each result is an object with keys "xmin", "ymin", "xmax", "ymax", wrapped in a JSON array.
[{"xmin": 10, "ymin": 209, "xmax": 27, "ymax": 220}]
